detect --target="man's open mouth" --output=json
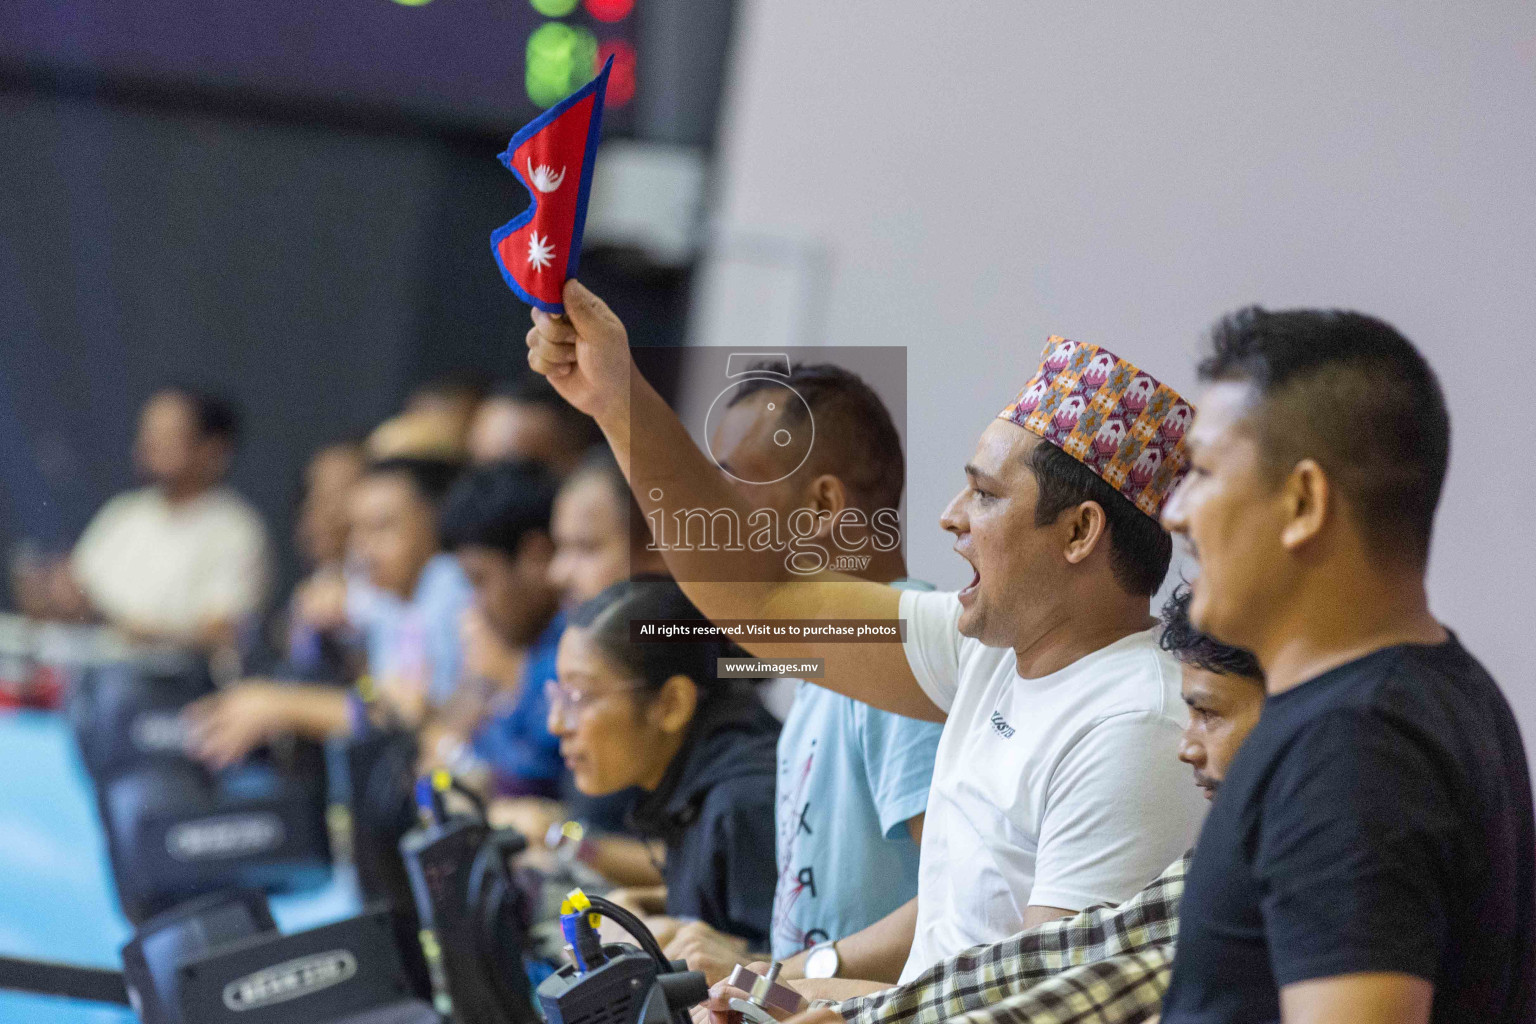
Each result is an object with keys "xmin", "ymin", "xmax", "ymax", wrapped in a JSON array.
[{"xmin": 956, "ymin": 548, "xmax": 980, "ymax": 603}]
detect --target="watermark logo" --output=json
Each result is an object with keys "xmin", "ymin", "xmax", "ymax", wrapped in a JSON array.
[
  {"xmin": 632, "ymin": 345, "xmax": 908, "ymax": 582},
  {"xmin": 703, "ymin": 354, "xmax": 817, "ymax": 486},
  {"xmin": 643, "ymin": 489, "xmax": 900, "ymax": 576}
]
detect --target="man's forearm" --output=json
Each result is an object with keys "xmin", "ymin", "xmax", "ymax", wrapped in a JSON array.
[
  {"xmin": 526, "ymin": 283, "xmax": 936, "ymax": 721},
  {"xmin": 784, "ymin": 898, "xmax": 917, "ymax": 986},
  {"xmin": 595, "ymin": 365, "xmax": 800, "ymax": 603},
  {"xmin": 282, "ymin": 687, "xmax": 353, "ymax": 739}
]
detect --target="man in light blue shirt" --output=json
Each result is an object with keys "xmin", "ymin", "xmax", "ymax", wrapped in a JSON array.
[
  {"xmin": 184, "ymin": 456, "xmax": 473, "ymax": 764},
  {"xmin": 773, "ymin": 650, "xmax": 940, "ymax": 958},
  {"xmin": 661, "ymin": 363, "xmax": 941, "ymax": 986},
  {"xmin": 352, "ymin": 552, "xmax": 473, "ymax": 708},
  {"xmin": 345, "ymin": 457, "xmax": 472, "ymax": 714}
]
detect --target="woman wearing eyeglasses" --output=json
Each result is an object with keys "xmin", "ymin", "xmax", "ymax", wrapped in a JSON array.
[{"xmin": 548, "ymin": 578, "xmax": 781, "ymax": 949}]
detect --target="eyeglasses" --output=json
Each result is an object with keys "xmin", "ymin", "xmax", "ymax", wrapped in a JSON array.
[{"xmin": 544, "ymin": 679, "xmax": 649, "ymax": 724}]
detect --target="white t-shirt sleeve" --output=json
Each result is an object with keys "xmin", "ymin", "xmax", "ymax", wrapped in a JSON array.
[
  {"xmin": 195, "ymin": 508, "xmax": 271, "ymax": 622},
  {"xmin": 1027, "ymin": 711, "xmax": 1204, "ymax": 911},
  {"xmin": 70, "ymin": 493, "xmax": 133, "ymax": 603},
  {"xmin": 898, "ymin": 588, "xmax": 965, "ymax": 714}
]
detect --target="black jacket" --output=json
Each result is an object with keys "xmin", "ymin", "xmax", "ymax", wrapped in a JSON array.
[{"xmin": 629, "ymin": 682, "xmax": 780, "ymax": 947}]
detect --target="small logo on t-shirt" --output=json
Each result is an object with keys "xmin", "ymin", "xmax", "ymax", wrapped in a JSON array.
[{"xmin": 989, "ymin": 710, "xmax": 1016, "ymax": 739}]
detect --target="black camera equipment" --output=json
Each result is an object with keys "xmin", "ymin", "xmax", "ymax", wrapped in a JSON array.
[
  {"xmin": 69, "ymin": 658, "xmax": 332, "ymax": 922},
  {"xmin": 332, "ymin": 724, "xmax": 433, "ymax": 999},
  {"xmin": 399, "ymin": 773, "xmax": 708, "ymax": 1024},
  {"xmin": 0, "ymin": 891, "xmax": 441, "ymax": 1024},
  {"xmin": 100, "ymin": 756, "xmax": 333, "ymax": 921},
  {"xmin": 400, "ymin": 771, "xmax": 541, "ymax": 1024},
  {"xmin": 69, "ymin": 656, "xmax": 214, "ymax": 779},
  {"xmin": 536, "ymin": 889, "xmax": 709, "ymax": 1024}
]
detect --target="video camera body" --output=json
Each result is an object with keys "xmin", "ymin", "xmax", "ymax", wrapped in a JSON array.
[
  {"xmin": 120, "ymin": 891, "xmax": 438, "ymax": 1024},
  {"xmin": 396, "ymin": 773, "xmax": 710, "ymax": 1024},
  {"xmin": 331, "ymin": 724, "xmax": 435, "ymax": 999},
  {"xmin": 399, "ymin": 773, "xmax": 541, "ymax": 1024},
  {"xmin": 535, "ymin": 890, "xmax": 708, "ymax": 1024},
  {"xmin": 69, "ymin": 657, "xmax": 332, "ymax": 921}
]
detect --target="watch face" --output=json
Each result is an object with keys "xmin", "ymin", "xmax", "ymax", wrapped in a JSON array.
[{"xmin": 804, "ymin": 944, "xmax": 838, "ymax": 979}]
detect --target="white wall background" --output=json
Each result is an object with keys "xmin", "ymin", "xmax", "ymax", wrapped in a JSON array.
[{"xmin": 696, "ymin": 3, "xmax": 1536, "ymax": 746}]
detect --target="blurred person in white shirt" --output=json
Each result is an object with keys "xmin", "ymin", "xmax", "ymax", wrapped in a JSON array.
[{"xmin": 69, "ymin": 387, "xmax": 270, "ymax": 655}]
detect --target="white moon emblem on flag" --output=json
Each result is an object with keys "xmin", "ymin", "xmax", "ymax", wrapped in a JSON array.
[
  {"xmin": 527, "ymin": 232, "xmax": 555, "ymax": 272},
  {"xmin": 527, "ymin": 160, "xmax": 566, "ymax": 193}
]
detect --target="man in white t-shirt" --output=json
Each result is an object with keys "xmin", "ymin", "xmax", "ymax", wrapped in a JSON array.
[
  {"xmin": 525, "ymin": 280, "xmax": 1206, "ymax": 989},
  {"xmin": 70, "ymin": 388, "xmax": 270, "ymax": 651}
]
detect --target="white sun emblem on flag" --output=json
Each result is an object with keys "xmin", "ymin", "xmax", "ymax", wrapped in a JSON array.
[{"xmin": 527, "ymin": 232, "xmax": 556, "ymax": 272}]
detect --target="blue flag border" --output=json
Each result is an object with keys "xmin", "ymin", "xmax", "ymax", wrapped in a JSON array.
[{"xmin": 490, "ymin": 55, "xmax": 614, "ymax": 314}]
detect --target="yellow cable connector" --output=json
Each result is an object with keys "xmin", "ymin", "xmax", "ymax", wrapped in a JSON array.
[
  {"xmin": 431, "ymin": 769, "xmax": 453, "ymax": 793},
  {"xmin": 565, "ymin": 887, "xmax": 591, "ymax": 913},
  {"xmin": 355, "ymin": 676, "xmax": 375, "ymax": 702}
]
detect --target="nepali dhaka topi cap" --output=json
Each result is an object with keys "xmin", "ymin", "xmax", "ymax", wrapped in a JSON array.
[{"xmin": 998, "ymin": 337, "xmax": 1194, "ymax": 519}]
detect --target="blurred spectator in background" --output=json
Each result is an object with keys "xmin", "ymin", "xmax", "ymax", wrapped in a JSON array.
[
  {"xmin": 425, "ymin": 460, "xmax": 563, "ymax": 796},
  {"xmin": 184, "ymin": 452, "xmax": 469, "ymax": 765},
  {"xmin": 548, "ymin": 449, "xmax": 669, "ymax": 608},
  {"xmin": 347, "ymin": 455, "xmax": 471, "ymax": 721},
  {"xmin": 487, "ymin": 447, "xmax": 671, "ymax": 884},
  {"xmin": 553, "ymin": 580, "xmax": 780, "ymax": 950},
  {"xmin": 403, "ymin": 374, "xmax": 486, "ymax": 455},
  {"xmin": 368, "ymin": 405, "xmax": 470, "ymax": 464},
  {"xmin": 67, "ymin": 387, "xmax": 270, "ymax": 656},
  {"xmin": 283, "ymin": 440, "xmax": 367, "ymax": 681},
  {"xmin": 468, "ymin": 374, "xmax": 600, "ymax": 472}
]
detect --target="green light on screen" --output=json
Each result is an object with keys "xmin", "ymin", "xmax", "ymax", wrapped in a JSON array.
[
  {"xmin": 526, "ymin": 22, "xmax": 597, "ymax": 107},
  {"xmin": 530, "ymin": 0, "xmax": 579, "ymax": 16},
  {"xmin": 390, "ymin": 0, "xmax": 434, "ymax": 7}
]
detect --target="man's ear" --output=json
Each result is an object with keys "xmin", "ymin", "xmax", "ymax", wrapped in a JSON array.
[
  {"xmin": 1280, "ymin": 459, "xmax": 1329, "ymax": 551},
  {"xmin": 1062, "ymin": 501, "xmax": 1110, "ymax": 566},
  {"xmin": 650, "ymin": 674, "xmax": 700, "ymax": 735},
  {"xmin": 794, "ymin": 474, "xmax": 847, "ymax": 541},
  {"xmin": 803, "ymin": 474, "xmax": 848, "ymax": 518}
]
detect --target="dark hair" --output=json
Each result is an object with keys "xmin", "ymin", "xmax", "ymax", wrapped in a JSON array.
[
  {"xmin": 439, "ymin": 459, "xmax": 558, "ymax": 558},
  {"xmin": 495, "ymin": 374, "xmax": 602, "ymax": 451},
  {"xmin": 1028, "ymin": 440, "xmax": 1172, "ymax": 597},
  {"xmin": 158, "ymin": 387, "xmax": 241, "ymax": 445},
  {"xmin": 728, "ymin": 363, "xmax": 905, "ymax": 514},
  {"xmin": 568, "ymin": 580, "xmax": 744, "ymax": 696},
  {"xmin": 1200, "ymin": 307, "xmax": 1450, "ymax": 567},
  {"xmin": 363, "ymin": 456, "xmax": 463, "ymax": 506},
  {"xmin": 1158, "ymin": 585, "xmax": 1263, "ymax": 680},
  {"xmin": 568, "ymin": 446, "xmax": 655, "ymax": 555}
]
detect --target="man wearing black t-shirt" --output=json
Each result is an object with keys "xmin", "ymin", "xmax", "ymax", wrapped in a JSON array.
[{"xmin": 1158, "ymin": 308, "xmax": 1534, "ymax": 1024}]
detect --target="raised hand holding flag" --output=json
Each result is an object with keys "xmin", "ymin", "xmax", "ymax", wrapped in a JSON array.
[{"xmin": 491, "ymin": 57, "xmax": 612, "ymax": 314}]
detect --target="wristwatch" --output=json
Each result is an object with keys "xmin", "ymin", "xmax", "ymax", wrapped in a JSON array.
[
  {"xmin": 802, "ymin": 940, "xmax": 841, "ymax": 979},
  {"xmin": 545, "ymin": 820, "xmax": 595, "ymax": 866}
]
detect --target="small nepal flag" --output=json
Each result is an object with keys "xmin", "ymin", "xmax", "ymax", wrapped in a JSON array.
[{"xmin": 491, "ymin": 57, "xmax": 612, "ymax": 314}]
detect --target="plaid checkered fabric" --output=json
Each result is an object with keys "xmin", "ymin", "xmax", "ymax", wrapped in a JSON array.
[
  {"xmin": 835, "ymin": 852, "xmax": 1189, "ymax": 1024},
  {"xmin": 949, "ymin": 947, "xmax": 1172, "ymax": 1024}
]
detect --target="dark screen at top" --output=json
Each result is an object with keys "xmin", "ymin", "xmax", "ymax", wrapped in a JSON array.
[{"xmin": 0, "ymin": 0, "xmax": 629, "ymax": 132}]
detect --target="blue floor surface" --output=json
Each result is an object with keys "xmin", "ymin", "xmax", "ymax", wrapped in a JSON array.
[{"xmin": 0, "ymin": 711, "xmax": 361, "ymax": 1023}]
